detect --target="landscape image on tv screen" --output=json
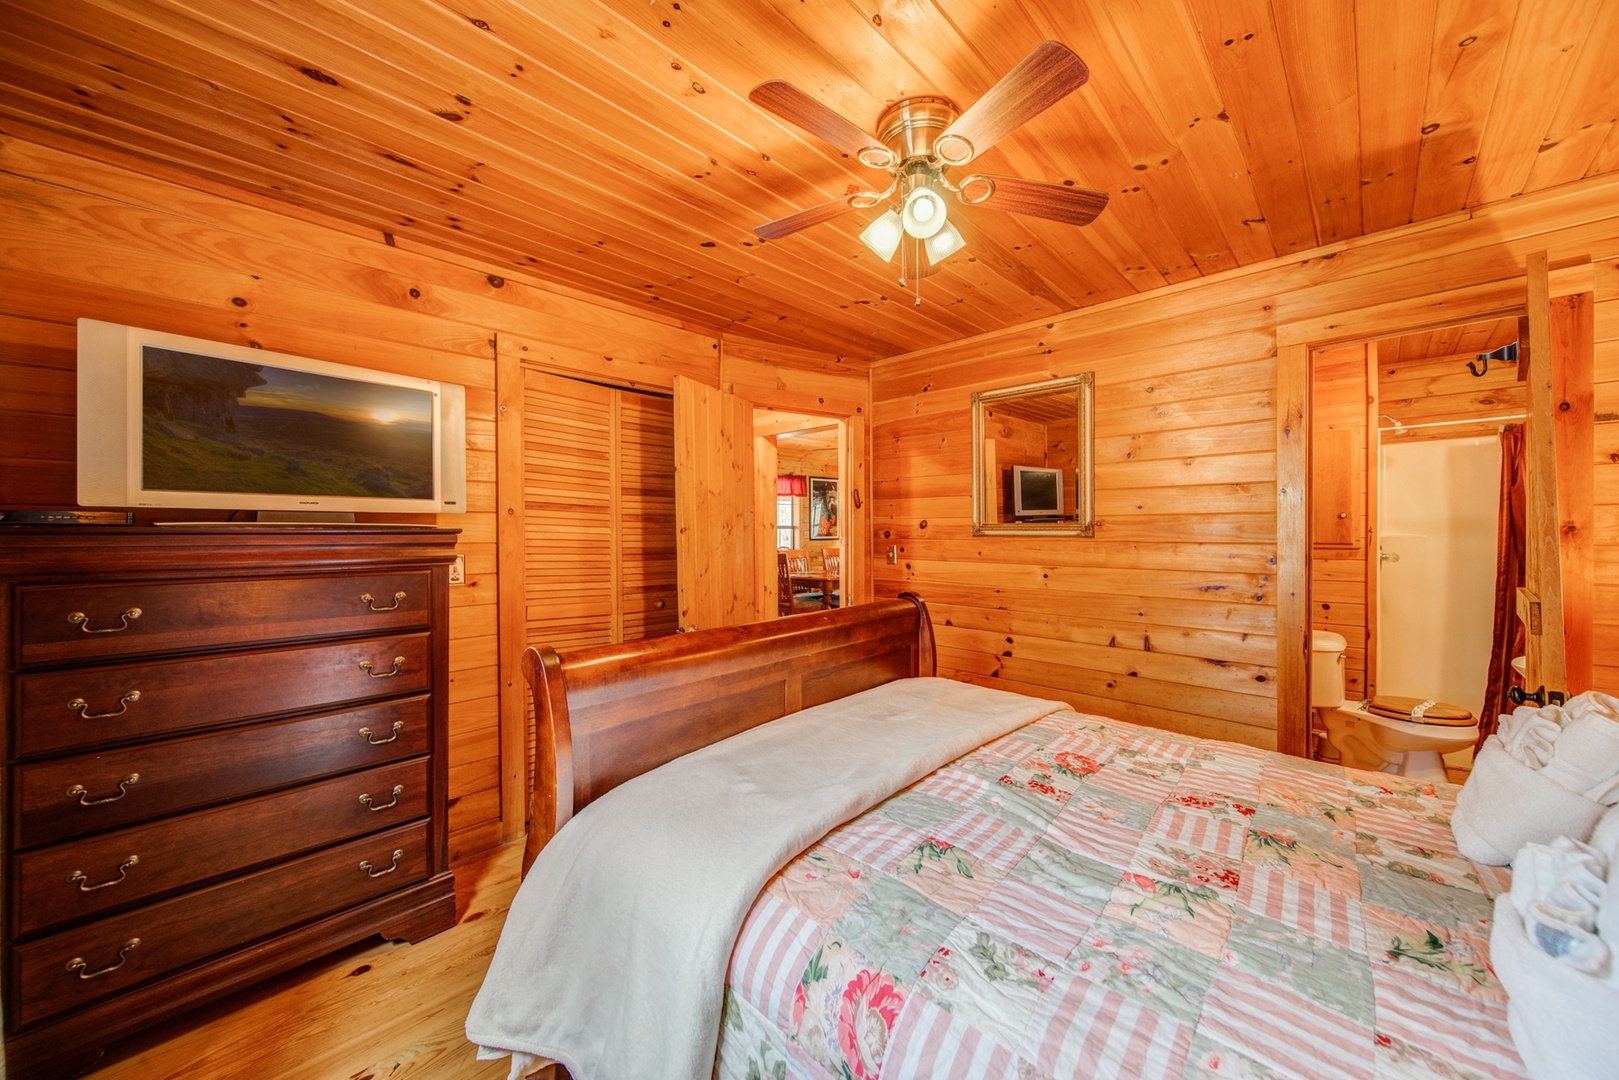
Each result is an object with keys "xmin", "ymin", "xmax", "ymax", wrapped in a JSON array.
[{"xmin": 141, "ymin": 347, "xmax": 435, "ymax": 500}]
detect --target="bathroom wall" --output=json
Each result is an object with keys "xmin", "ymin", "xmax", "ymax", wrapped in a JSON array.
[{"xmin": 1378, "ymin": 437, "xmax": 1502, "ymax": 724}]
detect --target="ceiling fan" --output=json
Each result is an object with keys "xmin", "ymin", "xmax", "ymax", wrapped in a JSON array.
[{"xmin": 749, "ymin": 41, "xmax": 1109, "ymax": 284}]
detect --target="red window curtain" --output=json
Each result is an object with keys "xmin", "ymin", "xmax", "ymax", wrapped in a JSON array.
[
  {"xmin": 776, "ymin": 475, "xmax": 807, "ymax": 496},
  {"xmin": 1479, "ymin": 424, "xmax": 1527, "ymax": 747}
]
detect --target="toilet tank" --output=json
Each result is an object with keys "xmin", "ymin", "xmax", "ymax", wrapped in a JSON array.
[{"xmin": 1310, "ymin": 630, "xmax": 1347, "ymax": 708}]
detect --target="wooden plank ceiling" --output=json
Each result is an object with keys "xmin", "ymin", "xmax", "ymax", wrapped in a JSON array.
[{"xmin": 1, "ymin": 0, "xmax": 1615, "ymax": 359}]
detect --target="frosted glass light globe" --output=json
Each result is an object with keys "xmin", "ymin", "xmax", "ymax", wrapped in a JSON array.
[{"xmin": 901, "ymin": 187, "xmax": 947, "ymax": 239}]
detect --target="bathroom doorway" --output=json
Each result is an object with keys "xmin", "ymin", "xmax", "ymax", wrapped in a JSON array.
[{"xmin": 1309, "ymin": 315, "xmax": 1526, "ymax": 769}]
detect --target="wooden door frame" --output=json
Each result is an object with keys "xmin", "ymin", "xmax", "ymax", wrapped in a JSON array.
[
  {"xmin": 1273, "ymin": 260, "xmax": 1595, "ymax": 758},
  {"xmin": 496, "ymin": 339, "xmax": 525, "ymax": 841}
]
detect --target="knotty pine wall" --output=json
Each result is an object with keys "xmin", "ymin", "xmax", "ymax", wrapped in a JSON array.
[
  {"xmin": 873, "ymin": 173, "xmax": 1619, "ymax": 746},
  {"xmin": 0, "ymin": 134, "xmax": 726, "ymax": 860}
]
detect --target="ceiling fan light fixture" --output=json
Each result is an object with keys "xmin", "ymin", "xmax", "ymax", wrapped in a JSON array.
[
  {"xmin": 901, "ymin": 186, "xmax": 948, "ymax": 239},
  {"xmin": 859, "ymin": 209, "xmax": 905, "ymax": 262},
  {"xmin": 924, "ymin": 220, "xmax": 966, "ymax": 264},
  {"xmin": 934, "ymin": 133, "xmax": 974, "ymax": 166}
]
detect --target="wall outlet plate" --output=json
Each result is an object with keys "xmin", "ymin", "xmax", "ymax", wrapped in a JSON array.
[{"xmin": 450, "ymin": 553, "xmax": 466, "ymax": 585}]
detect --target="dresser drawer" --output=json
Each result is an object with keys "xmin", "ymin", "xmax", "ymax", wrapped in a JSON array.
[
  {"xmin": 14, "ymin": 758, "xmax": 430, "ymax": 938},
  {"xmin": 17, "ymin": 572, "xmax": 431, "ymax": 666},
  {"xmin": 12, "ymin": 822, "xmax": 430, "ymax": 1028},
  {"xmin": 15, "ymin": 697, "xmax": 430, "ymax": 848},
  {"xmin": 15, "ymin": 633, "xmax": 431, "ymax": 758}
]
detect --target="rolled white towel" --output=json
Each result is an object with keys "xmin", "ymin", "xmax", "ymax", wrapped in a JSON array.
[
  {"xmin": 1591, "ymin": 804, "xmax": 1619, "ymax": 859},
  {"xmin": 1499, "ymin": 703, "xmax": 1566, "ymax": 768},
  {"xmin": 1451, "ymin": 736, "xmax": 1607, "ymax": 865},
  {"xmin": 1539, "ymin": 693, "xmax": 1619, "ymax": 804},
  {"xmin": 1510, "ymin": 836, "xmax": 1607, "ymax": 919},
  {"xmin": 1596, "ymin": 807, "xmax": 1619, "ymax": 971},
  {"xmin": 1492, "ymin": 893, "xmax": 1619, "ymax": 1079}
]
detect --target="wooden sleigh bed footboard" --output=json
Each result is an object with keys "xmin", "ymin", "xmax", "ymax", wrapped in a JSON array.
[{"xmin": 519, "ymin": 594, "xmax": 937, "ymax": 871}]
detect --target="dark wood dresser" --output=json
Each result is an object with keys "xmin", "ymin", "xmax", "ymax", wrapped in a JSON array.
[{"xmin": 0, "ymin": 527, "xmax": 460, "ymax": 1078}]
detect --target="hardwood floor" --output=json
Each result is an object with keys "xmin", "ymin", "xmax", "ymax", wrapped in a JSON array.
[{"xmin": 80, "ymin": 842, "xmax": 523, "ymax": 1080}]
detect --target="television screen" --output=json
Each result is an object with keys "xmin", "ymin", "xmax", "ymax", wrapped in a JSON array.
[
  {"xmin": 142, "ymin": 347, "xmax": 436, "ymax": 501},
  {"xmin": 1012, "ymin": 465, "xmax": 1064, "ymax": 517},
  {"xmin": 78, "ymin": 319, "xmax": 465, "ymax": 515}
]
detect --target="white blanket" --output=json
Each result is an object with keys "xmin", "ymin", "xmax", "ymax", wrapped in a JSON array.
[{"xmin": 465, "ymin": 677, "xmax": 1065, "ymax": 1080}]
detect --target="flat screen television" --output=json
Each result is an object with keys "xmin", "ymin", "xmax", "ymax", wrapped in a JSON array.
[
  {"xmin": 77, "ymin": 320, "xmax": 466, "ymax": 516},
  {"xmin": 1011, "ymin": 464, "xmax": 1064, "ymax": 518}
]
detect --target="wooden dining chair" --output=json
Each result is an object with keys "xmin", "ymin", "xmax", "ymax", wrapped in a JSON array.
[
  {"xmin": 823, "ymin": 551, "xmax": 841, "ymax": 609},
  {"xmin": 778, "ymin": 551, "xmax": 821, "ymax": 613}
]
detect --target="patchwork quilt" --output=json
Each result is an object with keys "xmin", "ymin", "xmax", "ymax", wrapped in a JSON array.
[{"xmin": 716, "ymin": 709, "xmax": 1526, "ymax": 1080}]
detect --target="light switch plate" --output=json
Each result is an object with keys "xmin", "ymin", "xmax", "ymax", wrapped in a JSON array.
[{"xmin": 450, "ymin": 553, "xmax": 466, "ymax": 585}]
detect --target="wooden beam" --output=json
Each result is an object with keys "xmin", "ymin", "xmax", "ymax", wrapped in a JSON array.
[
  {"xmin": 494, "ymin": 334, "xmax": 527, "ymax": 842},
  {"xmin": 1276, "ymin": 341, "xmax": 1311, "ymax": 757},
  {"xmin": 1521, "ymin": 252, "xmax": 1568, "ymax": 693},
  {"xmin": 1550, "ymin": 290, "xmax": 1595, "ymax": 693}
]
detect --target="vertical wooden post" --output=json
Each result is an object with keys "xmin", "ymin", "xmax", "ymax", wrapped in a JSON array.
[
  {"xmin": 1276, "ymin": 341, "xmax": 1311, "ymax": 757},
  {"xmin": 1550, "ymin": 290, "xmax": 1595, "ymax": 694},
  {"xmin": 1363, "ymin": 342, "xmax": 1380, "ymax": 698},
  {"xmin": 494, "ymin": 335, "xmax": 529, "ymax": 841},
  {"xmin": 840, "ymin": 410, "xmax": 869, "ymax": 606},
  {"xmin": 1520, "ymin": 252, "xmax": 1568, "ymax": 695}
]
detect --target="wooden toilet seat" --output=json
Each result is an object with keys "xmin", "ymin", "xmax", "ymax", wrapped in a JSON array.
[{"xmin": 1364, "ymin": 695, "xmax": 1474, "ymax": 727}]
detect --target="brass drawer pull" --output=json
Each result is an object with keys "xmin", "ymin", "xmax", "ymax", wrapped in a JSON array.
[
  {"xmin": 66, "ymin": 774, "xmax": 140, "ymax": 806},
  {"xmin": 359, "ymin": 720, "xmax": 405, "ymax": 745},
  {"xmin": 359, "ymin": 656, "xmax": 405, "ymax": 679},
  {"xmin": 66, "ymin": 938, "xmax": 140, "ymax": 980},
  {"xmin": 67, "ymin": 690, "xmax": 141, "ymax": 720},
  {"xmin": 359, "ymin": 849, "xmax": 404, "ymax": 878},
  {"xmin": 68, "ymin": 608, "xmax": 142, "ymax": 634},
  {"xmin": 361, "ymin": 591, "xmax": 406, "ymax": 612},
  {"xmin": 67, "ymin": 856, "xmax": 140, "ymax": 892},
  {"xmin": 359, "ymin": 785, "xmax": 405, "ymax": 812}
]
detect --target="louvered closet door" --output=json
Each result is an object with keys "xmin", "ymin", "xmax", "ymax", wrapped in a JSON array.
[
  {"xmin": 522, "ymin": 370, "xmax": 677, "ymax": 651},
  {"xmin": 618, "ymin": 392, "xmax": 679, "ymax": 639}
]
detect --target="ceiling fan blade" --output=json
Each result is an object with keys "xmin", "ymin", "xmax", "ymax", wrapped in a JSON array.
[
  {"xmin": 934, "ymin": 42, "xmax": 1090, "ymax": 166},
  {"xmin": 749, "ymin": 80, "xmax": 895, "ymax": 168},
  {"xmin": 754, "ymin": 195, "xmax": 861, "ymax": 241},
  {"xmin": 964, "ymin": 175, "xmax": 1109, "ymax": 226}
]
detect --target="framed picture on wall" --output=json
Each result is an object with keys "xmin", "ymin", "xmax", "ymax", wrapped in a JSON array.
[{"xmin": 808, "ymin": 476, "xmax": 839, "ymax": 540}]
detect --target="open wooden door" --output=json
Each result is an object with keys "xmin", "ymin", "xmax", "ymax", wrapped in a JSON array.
[
  {"xmin": 754, "ymin": 432, "xmax": 779, "ymax": 618},
  {"xmin": 674, "ymin": 375, "xmax": 759, "ymax": 630},
  {"xmin": 1518, "ymin": 252, "xmax": 1595, "ymax": 703}
]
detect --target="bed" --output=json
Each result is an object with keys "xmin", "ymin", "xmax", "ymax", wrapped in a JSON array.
[{"xmin": 468, "ymin": 595, "xmax": 1527, "ymax": 1080}]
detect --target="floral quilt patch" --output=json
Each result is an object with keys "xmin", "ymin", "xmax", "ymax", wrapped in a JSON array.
[{"xmin": 717, "ymin": 708, "xmax": 1526, "ymax": 1079}]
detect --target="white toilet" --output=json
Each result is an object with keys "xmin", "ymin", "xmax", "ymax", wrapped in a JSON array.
[{"xmin": 1310, "ymin": 630, "xmax": 1481, "ymax": 783}]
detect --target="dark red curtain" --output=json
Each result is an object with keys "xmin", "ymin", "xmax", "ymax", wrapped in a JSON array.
[
  {"xmin": 776, "ymin": 474, "xmax": 807, "ymax": 496},
  {"xmin": 1479, "ymin": 424, "xmax": 1526, "ymax": 747}
]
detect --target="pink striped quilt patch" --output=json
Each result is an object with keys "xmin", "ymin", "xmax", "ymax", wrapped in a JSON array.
[{"xmin": 715, "ymin": 707, "xmax": 1527, "ymax": 1079}]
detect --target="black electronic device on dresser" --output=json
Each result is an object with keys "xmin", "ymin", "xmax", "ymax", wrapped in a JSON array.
[{"xmin": 0, "ymin": 527, "xmax": 460, "ymax": 1079}]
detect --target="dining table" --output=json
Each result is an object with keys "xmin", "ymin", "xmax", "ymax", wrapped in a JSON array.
[{"xmin": 788, "ymin": 570, "xmax": 839, "ymax": 609}]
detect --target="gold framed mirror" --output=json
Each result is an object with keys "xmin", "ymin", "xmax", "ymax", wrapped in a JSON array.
[{"xmin": 971, "ymin": 373, "xmax": 1095, "ymax": 536}]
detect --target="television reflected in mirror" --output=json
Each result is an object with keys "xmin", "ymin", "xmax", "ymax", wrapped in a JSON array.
[{"xmin": 1010, "ymin": 464, "xmax": 1064, "ymax": 517}]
